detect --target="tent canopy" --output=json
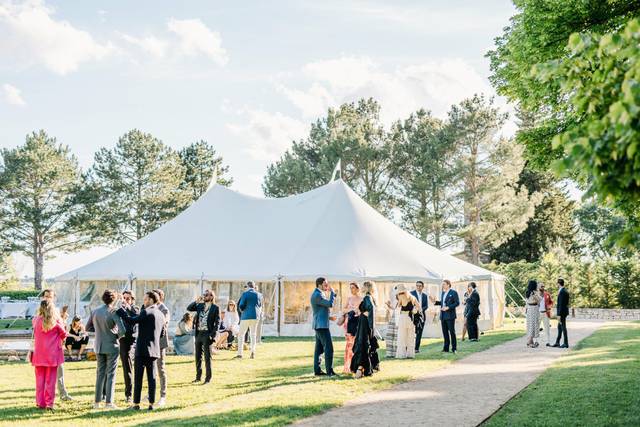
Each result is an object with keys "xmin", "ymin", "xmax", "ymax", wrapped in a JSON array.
[{"xmin": 58, "ymin": 179, "xmax": 500, "ymax": 283}]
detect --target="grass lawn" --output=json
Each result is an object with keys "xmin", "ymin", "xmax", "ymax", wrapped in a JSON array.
[
  {"xmin": 0, "ymin": 319, "xmax": 32, "ymax": 330},
  {"xmin": 0, "ymin": 324, "xmax": 523, "ymax": 426},
  {"xmin": 484, "ymin": 321, "xmax": 640, "ymax": 427}
]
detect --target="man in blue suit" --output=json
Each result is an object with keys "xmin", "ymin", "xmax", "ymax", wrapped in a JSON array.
[
  {"xmin": 311, "ymin": 277, "xmax": 337, "ymax": 376},
  {"xmin": 429, "ymin": 279, "xmax": 460, "ymax": 353},
  {"xmin": 236, "ymin": 281, "xmax": 263, "ymax": 359},
  {"xmin": 410, "ymin": 280, "xmax": 429, "ymax": 353}
]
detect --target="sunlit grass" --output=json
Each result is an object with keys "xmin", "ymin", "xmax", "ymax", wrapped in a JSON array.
[
  {"xmin": 484, "ymin": 321, "xmax": 640, "ymax": 427},
  {"xmin": 0, "ymin": 323, "xmax": 523, "ymax": 426}
]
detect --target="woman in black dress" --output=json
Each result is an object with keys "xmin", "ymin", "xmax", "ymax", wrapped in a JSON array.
[{"xmin": 350, "ymin": 281, "xmax": 380, "ymax": 378}]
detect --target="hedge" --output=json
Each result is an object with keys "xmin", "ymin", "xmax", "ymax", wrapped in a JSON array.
[{"xmin": 0, "ymin": 289, "xmax": 40, "ymax": 300}]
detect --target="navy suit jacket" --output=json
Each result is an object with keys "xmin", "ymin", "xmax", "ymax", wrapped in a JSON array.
[
  {"xmin": 435, "ymin": 289, "xmax": 460, "ymax": 321},
  {"xmin": 411, "ymin": 290, "xmax": 429, "ymax": 313},
  {"xmin": 556, "ymin": 287, "xmax": 570, "ymax": 317},
  {"xmin": 310, "ymin": 288, "xmax": 335, "ymax": 330},
  {"xmin": 117, "ymin": 304, "xmax": 165, "ymax": 359},
  {"xmin": 238, "ymin": 289, "xmax": 263, "ymax": 320}
]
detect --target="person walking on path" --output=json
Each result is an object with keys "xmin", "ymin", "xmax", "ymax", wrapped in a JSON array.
[
  {"xmin": 342, "ymin": 282, "xmax": 362, "ymax": 374},
  {"xmin": 410, "ymin": 281, "xmax": 428, "ymax": 353},
  {"xmin": 552, "ymin": 278, "xmax": 570, "ymax": 348},
  {"xmin": 236, "ymin": 281, "xmax": 263, "ymax": 359},
  {"xmin": 152, "ymin": 289, "xmax": 170, "ymax": 406},
  {"xmin": 396, "ymin": 284, "xmax": 419, "ymax": 359},
  {"xmin": 429, "ymin": 280, "xmax": 460, "ymax": 353},
  {"xmin": 538, "ymin": 283, "xmax": 553, "ymax": 346},
  {"xmin": 525, "ymin": 280, "xmax": 541, "ymax": 348},
  {"xmin": 118, "ymin": 290, "xmax": 139, "ymax": 403},
  {"xmin": 311, "ymin": 277, "xmax": 337, "ymax": 376},
  {"xmin": 117, "ymin": 291, "xmax": 165, "ymax": 411},
  {"xmin": 465, "ymin": 282, "xmax": 481, "ymax": 342},
  {"xmin": 86, "ymin": 289, "xmax": 125, "ymax": 409},
  {"xmin": 187, "ymin": 290, "xmax": 220, "ymax": 384},
  {"xmin": 31, "ymin": 299, "xmax": 67, "ymax": 411},
  {"xmin": 350, "ymin": 281, "xmax": 379, "ymax": 378}
]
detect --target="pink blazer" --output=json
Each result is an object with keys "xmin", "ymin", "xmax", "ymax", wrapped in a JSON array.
[{"xmin": 31, "ymin": 316, "xmax": 67, "ymax": 367}]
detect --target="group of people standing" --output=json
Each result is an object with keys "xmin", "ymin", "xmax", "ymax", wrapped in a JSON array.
[
  {"xmin": 525, "ymin": 278, "xmax": 570, "ymax": 348},
  {"xmin": 311, "ymin": 277, "xmax": 483, "ymax": 379}
]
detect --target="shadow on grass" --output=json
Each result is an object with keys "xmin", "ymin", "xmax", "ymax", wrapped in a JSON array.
[{"xmin": 135, "ymin": 404, "xmax": 333, "ymax": 427}]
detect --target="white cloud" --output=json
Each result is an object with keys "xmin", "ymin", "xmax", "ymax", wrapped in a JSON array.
[
  {"xmin": 0, "ymin": 0, "xmax": 112, "ymax": 75},
  {"xmin": 167, "ymin": 18, "xmax": 228, "ymax": 65},
  {"xmin": 118, "ymin": 32, "xmax": 168, "ymax": 58},
  {"xmin": 2, "ymin": 83, "xmax": 26, "ymax": 106},
  {"xmin": 278, "ymin": 56, "xmax": 495, "ymax": 124},
  {"xmin": 226, "ymin": 108, "xmax": 307, "ymax": 162}
]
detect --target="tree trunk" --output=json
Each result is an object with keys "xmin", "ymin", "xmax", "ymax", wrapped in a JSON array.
[{"xmin": 33, "ymin": 233, "xmax": 44, "ymax": 290}]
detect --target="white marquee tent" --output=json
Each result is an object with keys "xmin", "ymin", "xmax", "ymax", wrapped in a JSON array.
[{"xmin": 56, "ymin": 179, "xmax": 505, "ymax": 336}]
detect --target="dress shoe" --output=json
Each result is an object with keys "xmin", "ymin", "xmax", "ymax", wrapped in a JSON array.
[
  {"xmin": 560, "ymin": 344, "xmax": 569, "ymax": 348},
  {"xmin": 415, "ymin": 349, "xmax": 420, "ymax": 353},
  {"xmin": 546, "ymin": 343, "xmax": 551, "ymax": 347},
  {"xmin": 451, "ymin": 350, "xmax": 457, "ymax": 354},
  {"xmin": 203, "ymin": 379, "xmax": 211, "ymax": 385},
  {"xmin": 314, "ymin": 371, "xmax": 327, "ymax": 376},
  {"xmin": 441, "ymin": 349, "xmax": 449, "ymax": 353},
  {"xmin": 551, "ymin": 343, "xmax": 560, "ymax": 348},
  {"xmin": 192, "ymin": 378, "xmax": 201, "ymax": 384},
  {"xmin": 327, "ymin": 371, "xmax": 338, "ymax": 377},
  {"xmin": 148, "ymin": 405, "xmax": 154, "ymax": 411},
  {"xmin": 234, "ymin": 355, "xmax": 243, "ymax": 359},
  {"xmin": 129, "ymin": 404, "xmax": 141, "ymax": 411}
]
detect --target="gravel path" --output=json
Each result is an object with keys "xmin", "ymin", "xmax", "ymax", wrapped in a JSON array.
[{"xmin": 295, "ymin": 320, "xmax": 604, "ymax": 427}]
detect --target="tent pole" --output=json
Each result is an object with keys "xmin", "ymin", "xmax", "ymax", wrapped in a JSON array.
[
  {"xmin": 276, "ymin": 276, "xmax": 282, "ymax": 337},
  {"xmin": 74, "ymin": 274, "xmax": 80, "ymax": 317}
]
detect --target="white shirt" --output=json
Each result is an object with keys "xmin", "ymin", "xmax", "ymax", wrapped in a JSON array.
[
  {"xmin": 415, "ymin": 291, "xmax": 423, "ymax": 307},
  {"xmin": 539, "ymin": 295, "xmax": 546, "ymax": 313},
  {"xmin": 441, "ymin": 289, "xmax": 450, "ymax": 305}
]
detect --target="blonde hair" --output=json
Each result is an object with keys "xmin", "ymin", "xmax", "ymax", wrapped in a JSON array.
[
  {"xmin": 397, "ymin": 290, "xmax": 417, "ymax": 307},
  {"xmin": 227, "ymin": 299, "xmax": 237, "ymax": 312},
  {"xmin": 39, "ymin": 300, "xmax": 58, "ymax": 332},
  {"xmin": 362, "ymin": 281, "xmax": 377, "ymax": 305}
]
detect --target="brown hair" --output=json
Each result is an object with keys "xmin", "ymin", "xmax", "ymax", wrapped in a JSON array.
[
  {"xmin": 146, "ymin": 291, "xmax": 159, "ymax": 304},
  {"xmin": 102, "ymin": 289, "xmax": 117, "ymax": 305}
]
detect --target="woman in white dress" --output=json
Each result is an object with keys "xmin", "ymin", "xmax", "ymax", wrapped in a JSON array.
[
  {"xmin": 215, "ymin": 300, "xmax": 240, "ymax": 349},
  {"xmin": 395, "ymin": 284, "xmax": 419, "ymax": 359},
  {"xmin": 525, "ymin": 280, "xmax": 541, "ymax": 348}
]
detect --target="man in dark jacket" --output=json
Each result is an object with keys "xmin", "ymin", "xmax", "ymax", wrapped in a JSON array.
[
  {"xmin": 118, "ymin": 290, "xmax": 139, "ymax": 404},
  {"xmin": 187, "ymin": 289, "xmax": 220, "ymax": 384},
  {"xmin": 430, "ymin": 279, "xmax": 460, "ymax": 353},
  {"xmin": 552, "ymin": 278, "xmax": 570, "ymax": 348},
  {"xmin": 464, "ymin": 282, "xmax": 481, "ymax": 342},
  {"xmin": 117, "ymin": 291, "xmax": 165, "ymax": 410},
  {"xmin": 410, "ymin": 281, "xmax": 428, "ymax": 353}
]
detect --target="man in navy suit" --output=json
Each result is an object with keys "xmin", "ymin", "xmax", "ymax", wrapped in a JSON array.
[
  {"xmin": 410, "ymin": 280, "xmax": 429, "ymax": 353},
  {"xmin": 236, "ymin": 281, "xmax": 263, "ymax": 359},
  {"xmin": 430, "ymin": 279, "xmax": 460, "ymax": 353},
  {"xmin": 552, "ymin": 278, "xmax": 570, "ymax": 348},
  {"xmin": 311, "ymin": 277, "xmax": 337, "ymax": 376}
]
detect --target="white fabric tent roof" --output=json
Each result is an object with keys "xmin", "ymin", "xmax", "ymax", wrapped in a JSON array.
[{"xmin": 58, "ymin": 179, "xmax": 500, "ymax": 283}]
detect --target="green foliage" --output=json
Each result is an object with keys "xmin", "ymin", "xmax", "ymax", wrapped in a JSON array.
[
  {"xmin": 0, "ymin": 255, "xmax": 18, "ymax": 289},
  {"xmin": 492, "ymin": 248, "xmax": 640, "ymax": 309},
  {"xmin": 450, "ymin": 95, "xmax": 541, "ymax": 264},
  {"xmin": 490, "ymin": 168, "xmax": 576, "ymax": 263},
  {"xmin": 0, "ymin": 131, "xmax": 92, "ymax": 289},
  {"xmin": 88, "ymin": 129, "xmax": 192, "ymax": 244},
  {"xmin": 179, "ymin": 140, "xmax": 232, "ymax": 200},
  {"xmin": 263, "ymin": 98, "xmax": 397, "ymax": 214},
  {"xmin": 390, "ymin": 109, "xmax": 460, "ymax": 248},
  {"xmin": 573, "ymin": 201, "xmax": 628, "ymax": 259},
  {"xmin": 0, "ymin": 289, "xmax": 40, "ymax": 300}
]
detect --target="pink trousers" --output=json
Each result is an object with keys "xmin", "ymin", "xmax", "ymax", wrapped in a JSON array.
[{"xmin": 35, "ymin": 366, "xmax": 58, "ymax": 408}]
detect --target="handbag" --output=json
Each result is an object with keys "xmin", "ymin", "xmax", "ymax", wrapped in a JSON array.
[{"xmin": 336, "ymin": 312, "xmax": 347, "ymax": 327}]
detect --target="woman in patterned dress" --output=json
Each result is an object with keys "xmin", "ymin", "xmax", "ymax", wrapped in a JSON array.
[
  {"xmin": 384, "ymin": 285, "xmax": 399, "ymax": 358},
  {"xmin": 525, "ymin": 280, "xmax": 541, "ymax": 348},
  {"xmin": 342, "ymin": 283, "xmax": 362, "ymax": 373}
]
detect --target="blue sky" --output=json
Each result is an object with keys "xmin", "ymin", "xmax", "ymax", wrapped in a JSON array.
[{"xmin": 0, "ymin": 0, "xmax": 517, "ymax": 277}]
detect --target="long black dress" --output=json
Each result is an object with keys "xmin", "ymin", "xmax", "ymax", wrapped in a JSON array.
[{"xmin": 350, "ymin": 295, "xmax": 380, "ymax": 376}]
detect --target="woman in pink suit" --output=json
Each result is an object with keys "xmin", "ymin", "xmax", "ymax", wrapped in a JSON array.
[{"xmin": 32, "ymin": 299, "xmax": 67, "ymax": 410}]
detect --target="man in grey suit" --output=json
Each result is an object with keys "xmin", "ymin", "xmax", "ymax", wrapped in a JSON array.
[
  {"xmin": 152, "ymin": 289, "xmax": 170, "ymax": 406},
  {"xmin": 86, "ymin": 289, "xmax": 125, "ymax": 409}
]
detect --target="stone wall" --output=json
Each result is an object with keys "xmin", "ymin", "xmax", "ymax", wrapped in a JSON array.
[{"xmin": 572, "ymin": 308, "xmax": 640, "ymax": 321}]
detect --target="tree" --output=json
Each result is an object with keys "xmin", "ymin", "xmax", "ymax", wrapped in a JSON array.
[
  {"xmin": 263, "ymin": 98, "xmax": 396, "ymax": 214},
  {"xmin": 0, "ymin": 131, "xmax": 91, "ymax": 289},
  {"xmin": 490, "ymin": 168, "xmax": 576, "ymax": 263},
  {"xmin": 574, "ymin": 201, "xmax": 628, "ymax": 259},
  {"xmin": 0, "ymin": 254, "xmax": 18, "ymax": 289},
  {"xmin": 179, "ymin": 140, "xmax": 232, "ymax": 200},
  {"xmin": 488, "ymin": 2, "xmax": 640, "ymax": 245},
  {"xmin": 88, "ymin": 130, "xmax": 190, "ymax": 245},
  {"xmin": 449, "ymin": 95, "xmax": 542, "ymax": 264},
  {"xmin": 391, "ymin": 110, "xmax": 461, "ymax": 249}
]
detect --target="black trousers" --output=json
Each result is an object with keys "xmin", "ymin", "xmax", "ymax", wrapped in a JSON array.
[
  {"xmin": 555, "ymin": 314, "xmax": 568, "ymax": 346},
  {"xmin": 467, "ymin": 314, "xmax": 479, "ymax": 340},
  {"xmin": 195, "ymin": 330, "xmax": 212, "ymax": 381},
  {"xmin": 313, "ymin": 328, "xmax": 334, "ymax": 374},
  {"xmin": 119, "ymin": 338, "xmax": 135, "ymax": 399},
  {"xmin": 133, "ymin": 356, "xmax": 157, "ymax": 405},
  {"xmin": 441, "ymin": 319, "xmax": 457, "ymax": 352},
  {"xmin": 414, "ymin": 312, "xmax": 425, "ymax": 351}
]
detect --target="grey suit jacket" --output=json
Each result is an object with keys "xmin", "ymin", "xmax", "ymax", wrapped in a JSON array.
[
  {"xmin": 86, "ymin": 304, "xmax": 125, "ymax": 354},
  {"xmin": 157, "ymin": 302, "xmax": 170, "ymax": 350}
]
